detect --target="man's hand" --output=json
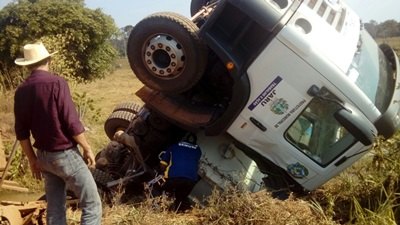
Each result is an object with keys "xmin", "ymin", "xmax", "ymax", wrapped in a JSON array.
[
  {"xmin": 29, "ymin": 159, "xmax": 42, "ymax": 180},
  {"xmin": 73, "ymin": 133, "xmax": 96, "ymax": 168},
  {"xmin": 83, "ymin": 149, "xmax": 96, "ymax": 168},
  {"xmin": 113, "ymin": 130, "xmax": 125, "ymax": 142},
  {"xmin": 19, "ymin": 139, "xmax": 42, "ymax": 180}
]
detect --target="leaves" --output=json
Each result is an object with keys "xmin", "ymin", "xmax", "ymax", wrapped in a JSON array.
[
  {"xmin": 365, "ymin": 19, "xmax": 400, "ymax": 38},
  {"xmin": 0, "ymin": 0, "xmax": 118, "ymax": 87}
]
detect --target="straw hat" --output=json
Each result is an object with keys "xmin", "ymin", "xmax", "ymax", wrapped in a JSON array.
[{"xmin": 15, "ymin": 42, "xmax": 57, "ymax": 66}]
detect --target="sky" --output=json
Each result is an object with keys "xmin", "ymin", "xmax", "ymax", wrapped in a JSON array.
[{"xmin": 0, "ymin": 0, "xmax": 400, "ymax": 27}]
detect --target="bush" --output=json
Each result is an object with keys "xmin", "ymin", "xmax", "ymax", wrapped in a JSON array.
[{"xmin": 0, "ymin": 0, "xmax": 118, "ymax": 89}]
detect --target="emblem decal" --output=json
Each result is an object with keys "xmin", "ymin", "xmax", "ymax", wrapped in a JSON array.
[
  {"xmin": 287, "ymin": 162, "xmax": 309, "ymax": 178},
  {"xmin": 270, "ymin": 98, "xmax": 289, "ymax": 115}
]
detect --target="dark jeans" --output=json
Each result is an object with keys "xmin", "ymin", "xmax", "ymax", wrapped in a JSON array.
[{"xmin": 161, "ymin": 177, "xmax": 196, "ymax": 209}]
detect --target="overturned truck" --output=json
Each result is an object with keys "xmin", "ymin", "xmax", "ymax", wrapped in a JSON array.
[{"xmin": 94, "ymin": 0, "xmax": 400, "ymax": 201}]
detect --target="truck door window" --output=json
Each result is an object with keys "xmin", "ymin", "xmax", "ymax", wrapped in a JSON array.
[{"xmin": 285, "ymin": 90, "xmax": 356, "ymax": 166}]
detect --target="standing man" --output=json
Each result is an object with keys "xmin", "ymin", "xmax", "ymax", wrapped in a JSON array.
[
  {"xmin": 13, "ymin": 42, "xmax": 102, "ymax": 225},
  {"xmin": 158, "ymin": 132, "xmax": 202, "ymax": 211}
]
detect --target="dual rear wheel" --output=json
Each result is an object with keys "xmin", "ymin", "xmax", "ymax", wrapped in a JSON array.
[{"xmin": 127, "ymin": 12, "xmax": 208, "ymax": 94}]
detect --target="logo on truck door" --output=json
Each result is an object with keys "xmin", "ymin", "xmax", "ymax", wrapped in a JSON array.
[
  {"xmin": 287, "ymin": 162, "xmax": 309, "ymax": 178},
  {"xmin": 248, "ymin": 76, "xmax": 306, "ymax": 129},
  {"xmin": 270, "ymin": 98, "xmax": 289, "ymax": 115}
]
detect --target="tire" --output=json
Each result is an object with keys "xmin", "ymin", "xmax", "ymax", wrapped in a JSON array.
[
  {"xmin": 127, "ymin": 12, "xmax": 208, "ymax": 94},
  {"xmin": 91, "ymin": 168, "xmax": 114, "ymax": 189},
  {"xmin": 112, "ymin": 102, "xmax": 143, "ymax": 114},
  {"xmin": 95, "ymin": 149, "xmax": 104, "ymax": 162},
  {"xmin": 104, "ymin": 111, "xmax": 136, "ymax": 140},
  {"xmin": 380, "ymin": 44, "xmax": 396, "ymax": 68},
  {"xmin": 190, "ymin": 0, "xmax": 212, "ymax": 17},
  {"xmin": 90, "ymin": 168, "xmax": 115, "ymax": 203}
]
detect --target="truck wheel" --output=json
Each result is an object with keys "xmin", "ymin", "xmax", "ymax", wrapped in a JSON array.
[
  {"xmin": 95, "ymin": 149, "xmax": 103, "ymax": 161},
  {"xmin": 127, "ymin": 12, "xmax": 208, "ymax": 94},
  {"xmin": 90, "ymin": 168, "xmax": 115, "ymax": 203},
  {"xmin": 91, "ymin": 168, "xmax": 114, "ymax": 189},
  {"xmin": 112, "ymin": 102, "xmax": 143, "ymax": 114},
  {"xmin": 104, "ymin": 111, "xmax": 136, "ymax": 140}
]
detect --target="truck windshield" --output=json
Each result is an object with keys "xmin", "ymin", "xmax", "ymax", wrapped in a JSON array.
[
  {"xmin": 285, "ymin": 88, "xmax": 356, "ymax": 167},
  {"xmin": 347, "ymin": 30, "xmax": 394, "ymax": 113}
]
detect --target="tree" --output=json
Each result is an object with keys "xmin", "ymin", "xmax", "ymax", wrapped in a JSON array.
[
  {"xmin": 0, "ymin": 0, "xmax": 118, "ymax": 86},
  {"xmin": 377, "ymin": 20, "xmax": 400, "ymax": 38},
  {"xmin": 110, "ymin": 25, "xmax": 134, "ymax": 57},
  {"xmin": 364, "ymin": 20, "xmax": 379, "ymax": 38}
]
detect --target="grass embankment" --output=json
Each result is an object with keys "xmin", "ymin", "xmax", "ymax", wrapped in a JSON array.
[{"xmin": 1, "ymin": 53, "xmax": 400, "ymax": 224}]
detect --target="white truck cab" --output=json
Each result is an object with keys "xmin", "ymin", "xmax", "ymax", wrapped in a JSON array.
[
  {"xmin": 221, "ymin": 0, "xmax": 398, "ymax": 191},
  {"xmin": 100, "ymin": 0, "xmax": 400, "ymax": 199}
]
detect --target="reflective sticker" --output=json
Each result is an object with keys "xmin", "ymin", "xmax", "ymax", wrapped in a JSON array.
[{"xmin": 287, "ymin": 162, "xmax": 309, "ymax": 178}]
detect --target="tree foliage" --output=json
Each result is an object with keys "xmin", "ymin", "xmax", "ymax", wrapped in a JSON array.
[
  {"xmin": 365, "ymin": 19, "xmax": 400, "ymax": 38},
  {"xmin": 0, "ymin": 0, "xmax": 118, "ymax": 86},
  {"xmin": 110, "ymin": 25, "xmax": 134, "ymax": 57}
]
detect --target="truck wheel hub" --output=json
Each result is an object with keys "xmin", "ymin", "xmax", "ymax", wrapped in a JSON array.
[{"xmin": 144, "ymin": 34, "xmax": 185, "ymax": 78}]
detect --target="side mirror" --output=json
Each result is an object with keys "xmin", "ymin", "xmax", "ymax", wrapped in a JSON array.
[
  {"xmin": 308, "ymin": 85, "xmax": 376, "ymax": 145},
  {"xmin": 334, "ymin": 109, "xmax": 375, "ymax": 146}
]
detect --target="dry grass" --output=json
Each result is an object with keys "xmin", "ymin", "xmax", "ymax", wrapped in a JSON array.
[
  {"xmin": 64, "ymin": 188, "xmax": 338, "ymax": 225},
  {"xmin": 196, "ymin": 188, "xmax": 338, "ymax": 225},
  {"xmin": 0, "ymin": 91, "xmax": 15, "ymax": 141},
  {"xmin": 378, "ymin": 37, "xmax": 400, "ymax": 47}
]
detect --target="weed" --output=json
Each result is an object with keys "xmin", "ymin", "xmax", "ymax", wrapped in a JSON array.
[
  {"xmin": 73, "ymin": 91, "xmax": 102, "ymax": 124},
  {"xmin": 349, "ymin": 188, "xmax": 398, "ymax": 225}
]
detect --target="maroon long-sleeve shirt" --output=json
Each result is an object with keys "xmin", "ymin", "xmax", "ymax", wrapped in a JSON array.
[{"xmin": 14, "ymin": 70, "xmax": 84, "ymax": 151}]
